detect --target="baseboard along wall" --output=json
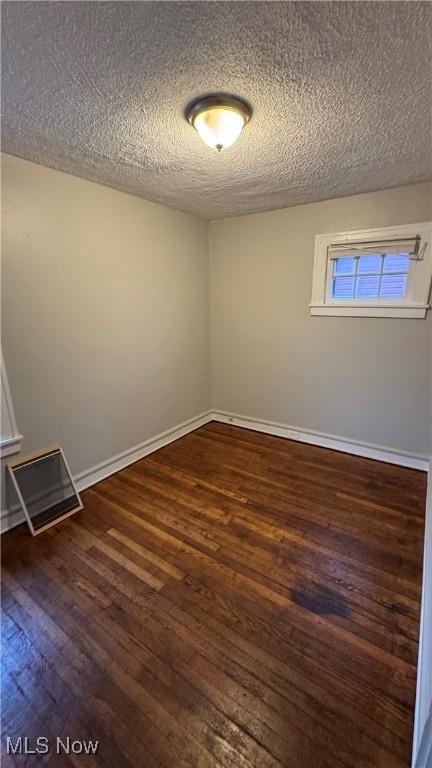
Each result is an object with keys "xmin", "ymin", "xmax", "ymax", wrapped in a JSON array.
[
  {"xmin": 212, "ymin": 410, "xmax": 429, "ymax": 471},
  {"xmin": 2, "ymin": 408, "xmax": 429, "ymax": 768},
  {"xmin": 0, "ymin": 411, "xmax": 212, "ymax": 534},
  {"xmin": 1, "ymin": 408, "xmax": 428, "ymax": 534}
]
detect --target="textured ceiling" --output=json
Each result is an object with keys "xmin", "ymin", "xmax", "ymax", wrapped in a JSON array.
[{"xmin": 2, "ymin": 1, "xmax": 431, "ymax": 219}]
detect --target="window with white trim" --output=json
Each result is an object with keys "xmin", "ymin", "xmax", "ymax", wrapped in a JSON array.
[{"xmin": 310, "ymin": 222, "xmax": 432, "ymax": 318}]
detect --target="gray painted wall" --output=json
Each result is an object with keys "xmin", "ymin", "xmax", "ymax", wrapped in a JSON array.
[
  {"xmin": 2, "ymin": 155, "xmax": 431, "ymax": 488},
  {"xmin": 210, "ymin": 182, "xmax": 432, "ymax": 457},
  {"xmin": 1, "ymin": 154, "xmax": 210, "ymax": 478}
]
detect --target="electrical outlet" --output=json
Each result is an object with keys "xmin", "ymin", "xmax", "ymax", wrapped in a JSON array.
[{"xmin": 286, "ymin": 430, "xmax": 298, "ymax": 439}]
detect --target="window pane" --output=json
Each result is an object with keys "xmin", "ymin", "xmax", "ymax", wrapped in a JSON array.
[
  {"xmin": 355, "ymin": 275, "xmax": 379, "ymax": 298},
  {"xmin": 333, "ymin": 257, "xmax": 355, "ymax": 275},
  {"xmin": 379, "ymin": 273, "xmax": 407, "ymax": 298},
  {"xmin": 357, "ymin": 254, "xmax": 381, "ymax": 274},
  {"xmin": 383, "ymin": 254, "xmax": 409, "ymax": 273},
  {"xmin": 332, "ymin": 276, "xmax": 354, "ymax": 299}
]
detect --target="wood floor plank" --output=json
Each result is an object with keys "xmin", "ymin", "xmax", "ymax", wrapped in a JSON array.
[{"xmin": 1, "ymin": 422, "xmax": 426, "ymax": 767}]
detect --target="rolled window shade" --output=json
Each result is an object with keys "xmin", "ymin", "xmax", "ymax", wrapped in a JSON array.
[{"xmin": 328, "ymin": 236, "xmax": 420, "ymax": 259}]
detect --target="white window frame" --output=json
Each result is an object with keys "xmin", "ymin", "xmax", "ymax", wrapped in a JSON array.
[
  {"xmin": 1, "ymin": 350, "xmax": 22, "ymax": 457},
  {"xmin": 310, "ymin": 222, "xmax": 432, "ymax": 318}
]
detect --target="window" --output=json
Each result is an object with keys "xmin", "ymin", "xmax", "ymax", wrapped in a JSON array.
[
  {"xmin": 332, "ymin": 252, "xmax": 410, "ymax": 301},
  {"xmin": 310, "ymin": 223, "xmax": 432, "ymax": 318}
]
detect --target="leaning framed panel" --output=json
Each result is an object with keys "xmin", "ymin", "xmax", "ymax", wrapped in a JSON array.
[{"xmin": 7, "ymin": 444, "xmax": 83, "ymax": 536}]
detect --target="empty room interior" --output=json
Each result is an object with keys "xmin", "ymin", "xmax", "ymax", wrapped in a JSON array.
[{"xmin": 1, "ymin": 2, "xmax": 432, "ymax": 767}]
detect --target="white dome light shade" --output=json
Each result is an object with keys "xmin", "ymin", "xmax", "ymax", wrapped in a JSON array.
[
  {"xmin": 193, "ymin": 106, "xmax": 245, "ymax": 151},
  {"xmin": 188, "ymin": 96, "xmax": 251, "ymax": 151}
]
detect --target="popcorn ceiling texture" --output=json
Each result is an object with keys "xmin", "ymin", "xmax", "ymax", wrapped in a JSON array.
[{"xmin": 2, "ymin": 1, "xmax": 431, "ymax": 219}]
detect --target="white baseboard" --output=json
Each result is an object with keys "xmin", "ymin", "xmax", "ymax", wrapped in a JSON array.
[
  {"xmin": 2, "ymin": 408, "xmax": 427, "ymax": 534},
  {"xmin": 3, "ymin": 406, "xmax": 429, "ymax": 767},
  {"xmin": 73, "ymin": 410, "xmax": 212, "ymax": 492},
  {"xmin": 211, "ymin": 410, "xmax": 429, "ymax": 471},
  {"xmin": 0, "ymin": 505, "xmax": 26, "ymax": 534},
  {"xmin": 213, "ymin": 411, "xmax": 430, "ymax": 767},
  {"xmin": 0, "ymin": 410, "xmax": 212, "ymax": 534},
  {"xmin": 413, "ymin": 460, "xmax": 432, "ymax": 767}
]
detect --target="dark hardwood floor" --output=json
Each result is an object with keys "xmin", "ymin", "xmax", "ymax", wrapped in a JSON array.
[{"xmin": 1, "ymin": 422, "xmax": 427, "ymax": 768}]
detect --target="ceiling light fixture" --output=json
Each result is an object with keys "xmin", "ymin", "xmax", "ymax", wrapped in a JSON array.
[{"xmin": 187, "ymin": 95, "xmax": 251, "ymax": 152}]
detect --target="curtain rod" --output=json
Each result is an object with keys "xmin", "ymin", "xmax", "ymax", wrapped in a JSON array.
[{"xmin": 329, "ymin": 235, "xmax": 420, "ymax": 249}]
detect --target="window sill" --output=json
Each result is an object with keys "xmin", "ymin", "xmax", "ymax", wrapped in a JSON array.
[
  {"xmin": 310, "ymin": 303, "xmax": 429, "ymax": 318},
  {"xmin": 1, "ymin": 435, "xmax": 23, "ymax": 459}
]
